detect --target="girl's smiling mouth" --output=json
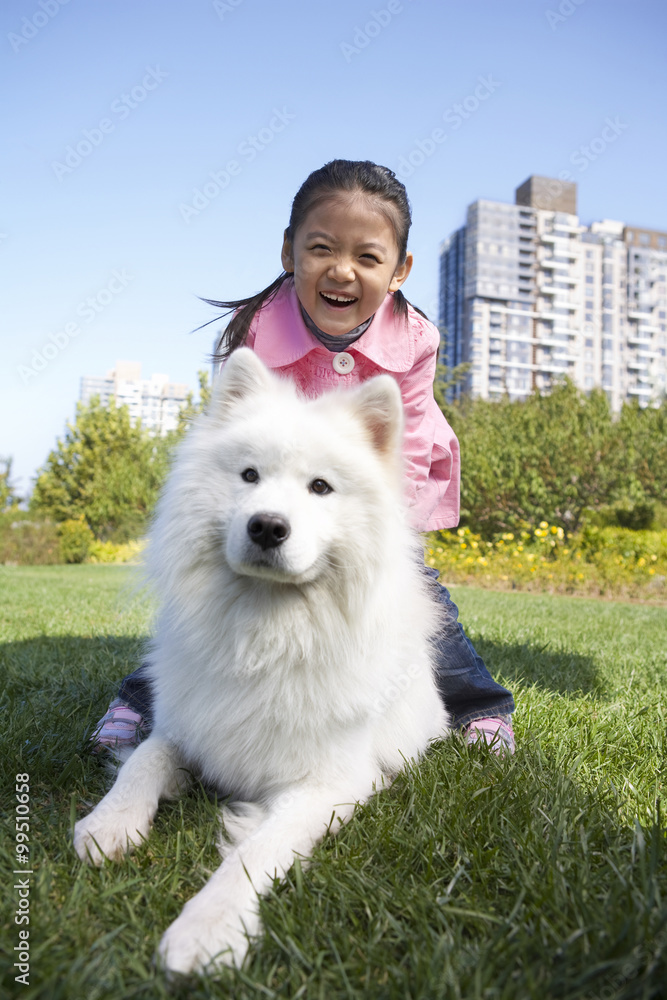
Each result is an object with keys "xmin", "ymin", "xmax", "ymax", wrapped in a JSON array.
[{"xmin": 319, "ymin": 291, "xmax": 358, "ymax": 308}]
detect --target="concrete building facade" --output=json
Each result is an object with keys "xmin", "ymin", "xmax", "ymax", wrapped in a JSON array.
[
  {"xmin": 80, "ymin": 361, "xmax": 190, "ymax": 435},
  {"xmin": 439, "ymin": 176, "xmax": 667, "ymax": 408}
]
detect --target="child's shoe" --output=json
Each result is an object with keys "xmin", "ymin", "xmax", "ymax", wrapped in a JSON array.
[
  {"xmin": 465, "ymin": 717, "xmax": 515, "ymax": 755},
  {"xmin": 90, "ymin": 699, "xmax": 147, "ymax": 753}
]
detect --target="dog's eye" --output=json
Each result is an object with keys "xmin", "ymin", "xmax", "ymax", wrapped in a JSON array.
[
  {"xmin": 309, "ymin": 478, "xmax": 333, "ymax": 495},
  {"xmin": 241, "ymin": 468, "xmax": 259, "ymax": 483}
]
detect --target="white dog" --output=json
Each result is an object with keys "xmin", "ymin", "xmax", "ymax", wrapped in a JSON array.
[{"xmin": 74, "ymin": 348, "xmax": 449, "ymax": 975}]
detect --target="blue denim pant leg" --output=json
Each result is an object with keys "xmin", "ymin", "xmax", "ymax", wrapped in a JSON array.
[
  {"xmin": 118, "ymin": 663, "xmax": 154, "ymax": 728},
  {"xmin": 423, "ymin": 565, "xmax": 515, "ymax": 729}
]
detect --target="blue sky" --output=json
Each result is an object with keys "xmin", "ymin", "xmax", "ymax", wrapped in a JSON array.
[{"xmin": 2, "ymin": 0, "xmax": 666, "ymax": 495}]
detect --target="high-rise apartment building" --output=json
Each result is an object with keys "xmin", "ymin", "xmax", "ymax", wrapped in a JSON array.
[
  {"xmin": 439, "ymin": 176, "xmax": 667, "ymax": 408},
  {"xmin": 80, "ymin": 361, "xmax": 190, "ymax": 435}
]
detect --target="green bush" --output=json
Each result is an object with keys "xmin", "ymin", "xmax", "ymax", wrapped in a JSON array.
[
  {"xmin": 442, "ymin": 381, "xmax": 667, "ymax": 538},
  {"xmin": 0, "ymin": 511, "xmax": 60, "ymax": 565},
  {"xmin": 57, "ymin": 517, "xmax": 95, "ymax": 563}
]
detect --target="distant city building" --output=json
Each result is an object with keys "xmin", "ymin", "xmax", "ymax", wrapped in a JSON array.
[
  {"xmin": 439, "ymin": 175, "xmax": 667, "ymax": 408},
  {"xmin": 80, "ymin": 361, "xmax": 190, "ymax": 435}
]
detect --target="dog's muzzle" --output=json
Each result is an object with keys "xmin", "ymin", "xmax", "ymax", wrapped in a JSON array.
[{"xmin": 247, "ymin": 513, "xmax": 291, "ymax": 551}]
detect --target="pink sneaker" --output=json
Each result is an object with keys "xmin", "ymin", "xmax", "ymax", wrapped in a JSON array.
[
  {"xmin": 465, "ymin": 717, "xmax": 515, "ymax": 755},
  {"xmin": 90, "ymin": 700, "xmax": 147, "ymax": 753}
]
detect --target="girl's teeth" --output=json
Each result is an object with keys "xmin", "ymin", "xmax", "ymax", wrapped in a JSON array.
[{"xmin": 321, "ymin": 292, "xmax": 356, "ymax": 305}]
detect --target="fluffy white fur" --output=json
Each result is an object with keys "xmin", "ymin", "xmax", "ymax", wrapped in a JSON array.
[{"xmin": 74, "ymin": 348, "xmax": 449, "ymax": 975}]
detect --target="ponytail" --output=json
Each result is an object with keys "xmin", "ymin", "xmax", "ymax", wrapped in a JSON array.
[{"xmin": 202, "ymin": 272, "xmax": 292, "ymax": 364}]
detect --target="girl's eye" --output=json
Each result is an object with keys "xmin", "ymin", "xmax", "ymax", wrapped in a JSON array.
[
  {"xmin": 361, "ymin": 253, "xmax": 380, "ymax": 263},
  {"xmin": 311, "ymin": 244, "xmax": 331, "ymax": 253},
  {"xmin": 241, "ymin": 468, "xmax": 259, "ymax": 483},
  {"xmin": 309, "ymin": 478, "xmax": 333, "ymax": 496}
]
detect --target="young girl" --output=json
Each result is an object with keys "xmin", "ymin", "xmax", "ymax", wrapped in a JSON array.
[{"xmin": 93, "ymin": 160, "xmax": 515, "ymax": 754}]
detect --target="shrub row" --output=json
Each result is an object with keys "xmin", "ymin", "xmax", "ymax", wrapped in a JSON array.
[
  {"xmin": 439, "ymin": 380, "xmax": 667, "ymax": 537},
  {"xmin": 426, "ymin": 523, "xmax": 667, "ymax": 602},
  {"xmin": 0, "ymin": 513, "xmax": 144, "ymax": 566}
]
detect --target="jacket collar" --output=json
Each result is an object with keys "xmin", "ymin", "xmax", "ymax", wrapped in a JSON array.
[{"xmin": 251, "ymin": 279, "xmax": 415, "ymax": 373}]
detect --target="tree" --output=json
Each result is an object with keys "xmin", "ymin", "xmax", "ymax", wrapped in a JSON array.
[
  {"xmin": 0, "ymin": 456, "xmax": 21, "ymax": 510},
  {"xmin": 432, "ymin": 361, "xmax": 471, "ymax": 416},
  {"xmin": 172, "ymin": 369, "xmax": 212, "ymax": 437},
  {"xmin": 444, "ymin": 380, "xmax": 635, "ymax": 537},
  {"xmin": 30, "ymin": 371, "xmax": 212, "ymax": 541},
  {"xmin": 30, "ymin": 398, "xmax": 172, "ymax": 541}
]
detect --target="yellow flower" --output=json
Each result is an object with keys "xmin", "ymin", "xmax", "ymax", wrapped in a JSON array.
[{"xmin": 539, "ymin": 521, "xmax": 549, "ymax": 529}]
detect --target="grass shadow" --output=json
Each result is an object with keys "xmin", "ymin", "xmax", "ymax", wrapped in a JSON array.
[{"xmin": 472, "ymin": 637, "xmax": 602, "ymax": 697}]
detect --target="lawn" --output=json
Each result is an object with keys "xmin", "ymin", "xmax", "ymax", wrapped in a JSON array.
[{"xmin": 1, "ymin": 565, "xmax": 665, "ymax": 1000}]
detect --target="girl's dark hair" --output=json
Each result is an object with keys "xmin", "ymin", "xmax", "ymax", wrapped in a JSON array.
[{"xmin": 205, "ymin": 159, "xmax": 425, "ymax": 362}]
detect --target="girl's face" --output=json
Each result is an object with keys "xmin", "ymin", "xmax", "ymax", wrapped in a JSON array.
[{"xmin": 281, "ymin": 191, "xmax": 413, "ymax": 337}]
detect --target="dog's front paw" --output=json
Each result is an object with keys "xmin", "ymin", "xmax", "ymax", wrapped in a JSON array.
[
  {"xmin": 74, "ymin": 806, "xmax": 151, "ymax": 865},
  {"xmin": 158, "ymin": 908, "xmax": 254, "ymax": 976}
]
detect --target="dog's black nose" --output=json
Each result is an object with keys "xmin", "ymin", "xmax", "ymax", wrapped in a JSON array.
[{"xmin": 247, "ymin": 513, "xmax": 291, "ymax": 550}]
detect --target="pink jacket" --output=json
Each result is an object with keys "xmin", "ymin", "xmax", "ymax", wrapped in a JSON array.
[{"xmin": 242, "ymin": 280, "xmax": 460, "ymax": 532}]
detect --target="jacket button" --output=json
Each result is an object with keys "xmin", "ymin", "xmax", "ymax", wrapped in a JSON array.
[{"xmin": 332, "ymin": 352, "xmax": 355, "ymax": 374}]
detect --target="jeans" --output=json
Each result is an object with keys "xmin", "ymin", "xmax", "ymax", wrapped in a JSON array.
[
  {"xmin": 423, "ymin": 566, "xmax": 514, "ymax": 727},
  {"xmin": 116, "ymin": 568, "xmax": 514, "ymax": 732}
]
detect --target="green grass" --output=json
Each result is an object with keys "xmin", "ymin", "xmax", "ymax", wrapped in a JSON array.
[{"xmin": 1, "ymin": 565, "xmax": 665, "ymax": 1000}]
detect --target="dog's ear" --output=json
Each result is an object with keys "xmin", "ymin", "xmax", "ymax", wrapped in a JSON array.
[
  {"xmin": 209, "ymin": 348, "xmax": 275, "ymax": 421},
  {"xmin": 348, "ymin": 375, "xmax": 404, "ymax": 457}
]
